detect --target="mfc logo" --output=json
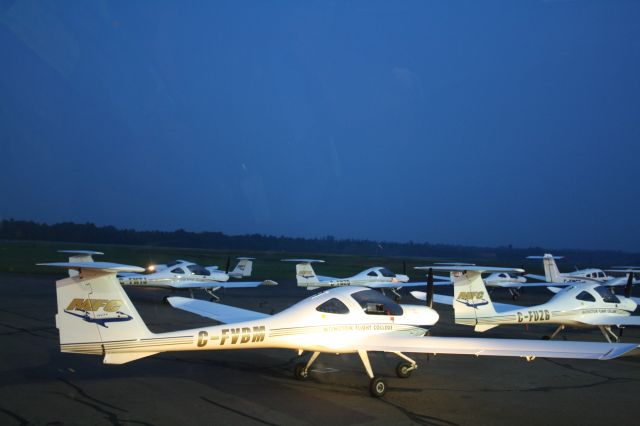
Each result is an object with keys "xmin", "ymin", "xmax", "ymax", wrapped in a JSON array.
[
  {"xmin": 197, "ymin": 326, "xmax": 266, "ymax": 347},
  {"xmin": 457, "ymin": 291, "xmax": 484, "ymax": 301},
  {"xmin": 66, "ymin": 299, "xmax": 122, "ymax": 312}
]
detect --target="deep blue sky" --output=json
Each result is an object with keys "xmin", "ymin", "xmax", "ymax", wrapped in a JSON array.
[{"xmin": 1, "ymin": 1, "xmax": 639, "ymax": 251}]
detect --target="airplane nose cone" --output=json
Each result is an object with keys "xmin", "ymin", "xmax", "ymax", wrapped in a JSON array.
[
  {"xmin": 396, "ymin": 274, "xmax": 410, "ymax": 283},
  {"xmin": 423, "ymin": 306, "xmax": 439, "ymax": 325}
]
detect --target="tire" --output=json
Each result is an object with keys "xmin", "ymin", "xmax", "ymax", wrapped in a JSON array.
[
  {"xmin": 294, "ymin": 362, "xmax": 309, "ymax": 381},
  {"xmin": 162, "ymin": 296, "xmax": 169, "ymax": 304},
  {"xmin": 512, "ymin": 294, "xmax": 519, "ymax": 301},
  {"xmin": 542, "ymin": 335, "xmax": 550, "ymax": 340},
  {"xmin": 395, "ymin": 362, "xmax": 413, "ymax": 379},
  {"xmin": 369, "ymin": 377, "xmax": 386, "ymax": 397}
]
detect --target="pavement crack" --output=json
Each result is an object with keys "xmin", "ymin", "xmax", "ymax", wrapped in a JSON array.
[
  {"xmin": 0, "ymin": 406, "xmax": 30, "ymax": 425},
  {"xmin": 381, "ymin": 399, "xmax": 459, "ymax": 426},
  {"xmin": 0, "ymin": 322, "xmax": 58, "ymax": 338},
  {"xmin": 200, "ymin": 396, "xmax": 280, "ymax": 426},
  {"xmin": 57, "ymin": 378, "xmax": 126, "ymax": 412}
]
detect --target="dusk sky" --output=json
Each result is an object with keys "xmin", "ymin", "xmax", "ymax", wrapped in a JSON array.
[{"xmin": 1, "ymin": 1, "xmax": 639, "ymax": 251}]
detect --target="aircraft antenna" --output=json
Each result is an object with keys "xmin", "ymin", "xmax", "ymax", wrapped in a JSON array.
[
  {"xmin": 426, "ymin": 268, "xmax": 434, "ymax": 308},
  {"xmin": 624, "ymin": 272, "xmax": 634, "ymax": 299}
]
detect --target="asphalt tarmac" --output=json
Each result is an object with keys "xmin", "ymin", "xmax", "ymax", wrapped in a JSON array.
[{"xmin": 1, "ymin": 273, "xmax": 639, "ymax": 426}]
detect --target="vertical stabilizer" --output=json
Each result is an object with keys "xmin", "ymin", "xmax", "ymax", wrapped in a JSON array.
[
  {"xmin": 542, "ymin": 254, "xmax": 562, "ymax": 282},
  {"xmin": 451, "ymin": 271, "xmax": 497, "ymax": 330},
  {"xmin": 40, "ymin": 262, "xmax": 153, "ymax": 357},
  {"xmin": 229, "ymin": 257, "xmax": 254, "ymax": 278}
]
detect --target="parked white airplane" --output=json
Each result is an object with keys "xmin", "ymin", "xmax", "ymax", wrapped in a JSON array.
[
  {"xmin": 525, "ymin": 254, "xmax": 633, "ymax": 287},
  {"xmin": 429, "ymin": 263, "xmax": 528, "ymax": 300},
  {"xmin": 40, "ymin": 262, "xmax": 637, "ymax": 397},
  {"xmin": 282, "ymin": 259, "xmax": 432, "ymax": 300},
  {"xmin": 146, "ymin": 257, "xmax": 255, "ymax": 279},
  {"xmin": 411, "ymin": 265, "xmax": 640, "ymax": 343},
  {"xmin": 118, "ymin": 259, "xmax": 276, "ymax": 302},
  {"xmin": 57, "ymin": 252, "xmax": 274, "ymax": 302}
]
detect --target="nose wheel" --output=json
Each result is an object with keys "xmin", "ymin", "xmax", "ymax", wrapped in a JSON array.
[
  {"xmin": 294, "ymin": 362, "xmax": 310, "ymax": 380},
  {"xmin": 369, "ymin": 377, "xmax": 387, "ymax": 397},
  {"xmin": 395, "ymin": 362, "xmax": 415, "ymax": 378}
]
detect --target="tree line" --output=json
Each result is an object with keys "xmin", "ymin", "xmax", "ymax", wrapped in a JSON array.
[{"xmin": 1, "ymin": 219, "xmax": 636, "ymax": 265}]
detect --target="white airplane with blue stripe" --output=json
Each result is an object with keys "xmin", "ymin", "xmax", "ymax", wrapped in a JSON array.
[
  {"xmin": 411, "ymin": 265, "xmax": 640, "ymax": 343},
  {"xmin": 40, "ymin": 261, "xmax": 639, "ymax": 398}
]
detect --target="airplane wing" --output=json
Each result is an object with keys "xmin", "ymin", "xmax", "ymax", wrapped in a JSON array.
[
  {"xmin": 168, "ymin": 297, "xmax": 270, "ymax": 323},
  {"xmin": 410, "ymin": 292, "xmax": 522, "ymax": 313},
  {"xmin": 169, "ymin": 280, "xmax": 277, "ymax": 289},
  {"xmin": 574, "ymin": 316, "xmax": 640, "ymax": 327},
  {"xmin": 348, "ymin": 334, "xmax": 637, "ymax": 360},
  {"xmin": 368, "ymin": 281, "xmax": 451, "ymax": 289},
  {"xmin": 525, "ymin": 274, "xmax": 548, "ymax": 281}
]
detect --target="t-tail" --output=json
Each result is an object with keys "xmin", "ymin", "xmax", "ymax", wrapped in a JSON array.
[
  {"xmin": 450, "ymin": 270, "xmax": 498, "ymax": 332},
  {"xmin": 39, "ymin": 261, "xmax": 181, "ymax": 364},
  {"xmin": 527, "ymin": 254, "xmax": 563, "ymax": 282},
  {"xmin": 229, "ymin": 257, "xmax": 254, "ymax": 278},
  {"xmin": 281, "ymin": 259, "xmax": 323, "ymax": 289}
]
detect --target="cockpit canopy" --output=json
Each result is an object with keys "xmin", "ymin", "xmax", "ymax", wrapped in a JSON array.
[
  {"xmin": 365, "ymin": 268, "xmax": 396, "ymax": 278},
  {"xmin": 350, "ymin": 289, "xmax": 403, "ymax": 315},
  {"xmin": 186, "ymin": 264, "xmax": 211, "ymax": 276}
]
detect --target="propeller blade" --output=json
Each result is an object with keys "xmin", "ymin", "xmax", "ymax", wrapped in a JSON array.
[
  {"xmin": 426, "ymin": 268, "xmax": 434, "ymax": 308},
  {"xmin": 624, "ymin": 273, "xmax": 633, "ymax": 299},
  {"xmin": 225, "ymin": 256, "xmax": 231, "ymax": 274},
  {"xmin": 619, "ymin": 327, "xmax": 624, "ymax": 338}
]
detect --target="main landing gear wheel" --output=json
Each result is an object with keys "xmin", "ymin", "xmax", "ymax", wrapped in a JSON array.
[
  {"xmin": 369, "ymin": 377, "xmax": 386, "ymax": 398},
  {"xmin": 395, "ymin": 362, "xmax": 413, "ymax": 379},
  {"xmin": 542, "ymin": 335, "xmax": 550, "ymax": 340},
  {"xmin": 512, "ymin": 294, "xmax": 519, "ymax": 301},
  {"xmin": 162, "ymin": 296, "xmax": 169, "ymax": 304},
  {"xmin": 294, "ymin": 362, "xmax": 310, "ymax": 381}
]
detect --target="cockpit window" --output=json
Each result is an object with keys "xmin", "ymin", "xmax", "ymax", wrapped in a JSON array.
[
  {"xmin": 378, "ymin": 268, "xmax": 395, "ymax": 278},
  {"xmin": 367, "ymin": 271, "xmax": 378, "ymax": 277},
  {"xmin": 351, "ymin": 289, "xmax": 403, "ymax": 315},
  {"xmin": 171, "ymin": 267, "xmax": 185, "ymax": 274},
  {"xmin": 166, "ymin": 260, "xmax": 180, "ymax": 268},
  {"xmin": 593, "ymin": 286, "xmax": 620, "ymax": 303},
  {"xmin": 316, "ymin": 298, "xmax": 350, "ymax": 314},
  {"xmin": 499, "ymin": 273, "xmax": 507, "ymax": 278},
  {"xmin": 187, "ymin": 264, "xmax": 211, "ymax": 276},
  {"xmin": 575, "ymin": 291, "xmax": 595, "ymax": 302},
  {"xmin": 598, "ymin": 271, "xmax": 605, "ymax": 278}
]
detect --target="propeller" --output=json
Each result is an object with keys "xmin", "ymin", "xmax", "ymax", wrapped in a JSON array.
[
  {"xmin": 402, "ymin": 261, "xmax": 407, "ymax": 276},
  {"xmin": 426, "ymin": 268, "xmax": 434, "ymax": 308},
  {"xmin": 225, "ymin": 256, "xmax": 231, "ymax": 274},
  {"xmin": 624, "ymin": 272, "xmax": 634, "ymax": 299}
]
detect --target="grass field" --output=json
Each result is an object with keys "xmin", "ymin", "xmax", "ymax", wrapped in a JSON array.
[{"xmin": 0, "ymin": 239, "xmax": 549, "ymax": 280}]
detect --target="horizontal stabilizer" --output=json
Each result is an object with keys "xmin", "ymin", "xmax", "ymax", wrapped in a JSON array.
[
  {"xmin": 547, "ymin": 287, "xmax": 564, "ymax": 293},
  {"xmin": 168, "ymin": 297, "xmax": 270, "ymax": 323},
  {"xmin": 58, "ymin": 250, "xmax": 104, "ymax": 255},
  {"xmin": 475, "ymin": 324, "xmax": 498, "ymax": 332},
  {"xmin": 38, "ymin": 262, "xmax": 145, "ymax": 274},
  {"xmin": 104, "ymin": 352, "xmax": 158, "ymax": 364},
  {"xmin": 526, "ymin": 255, "xmax": 564, "ymax": 260},
  {"xmin": 281, "ymin": 258, "xmax": 325, "ymax": 264}
]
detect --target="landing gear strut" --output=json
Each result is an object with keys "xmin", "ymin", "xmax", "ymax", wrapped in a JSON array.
[
  {"xmin": 542, "ymin": 325, "xmax": 565, "ymax": 340},
  {"xmin": 394, "ymin": 351, "xmax": 417, "ymax": 378},
  {"xmin": 293, "ymin": 351, "xmax": 320, "ymax": 381}
]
